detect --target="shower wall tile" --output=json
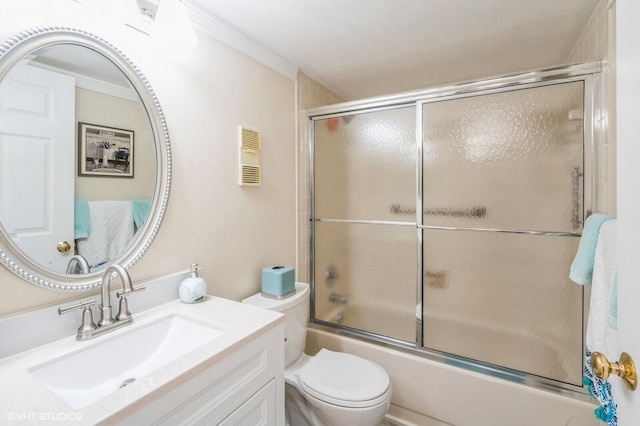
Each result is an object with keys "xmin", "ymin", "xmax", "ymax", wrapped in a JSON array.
[
  {"xmin": 567, "ymin": 0, "xmax": 616, "ymax": 215},
  {"xmin": 296, "ymin": 72, "xmax": 344, "ymax": 283}
]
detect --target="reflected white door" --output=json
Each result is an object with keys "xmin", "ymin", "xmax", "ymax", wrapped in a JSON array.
[{"xmin": 0, "ymin": 64, "xmax": 75, "ymax": 271}]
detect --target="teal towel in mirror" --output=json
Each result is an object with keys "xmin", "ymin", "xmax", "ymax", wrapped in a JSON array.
[
  {"xmin": 569, "ymin": 213, "xmax": 615, "ymax": 285},
  {"xmin": 130, "ymin": 199, "xmax": 151, "ymax": 229},
  {"xmin": 74, "ymin": 199, "xmax": 90, "ymax": 239}
]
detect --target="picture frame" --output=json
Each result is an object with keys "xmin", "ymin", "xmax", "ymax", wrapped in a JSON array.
[{"xmin": 78, "ymin": 122, "xmax": 134, "ymax": 178}]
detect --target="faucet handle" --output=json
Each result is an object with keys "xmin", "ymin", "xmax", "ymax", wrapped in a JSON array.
[
  {"xmin": 58, "ymin": 299, "xmax": 97, "ymax": 339},
  {"xmin": 116, "ymin": 285, "xmax": 145, "ymax": 298},
  {"xmin": 58, "ymin": 299, "xmax": 95, "ymax": 315},
  {"xmin": 115, "ymin": 286, "xmax": 144, "ymax": 321}
]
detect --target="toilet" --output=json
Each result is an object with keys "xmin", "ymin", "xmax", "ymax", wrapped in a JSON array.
[{"xmin": 242, "ymin": 282, "xmax": 391, "ymax": 426}]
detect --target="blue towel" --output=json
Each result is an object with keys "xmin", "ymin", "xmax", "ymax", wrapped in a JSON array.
[
  {"xmin": 74, "ymin": 199, "xmax": 90, "ymax": 239},
  {"xmin": 584, "ymin": 348, "xmax": 617, "ymax": 426},
  {"xmin": 570, "ymin": 214, "xmax": 616, "ymax": 285},
  {"xmin": 130, "ymin": 199, "xmax": 151, "ymax": 229}
]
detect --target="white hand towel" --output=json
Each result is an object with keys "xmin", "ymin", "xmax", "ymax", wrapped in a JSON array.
[
  {"xmin": 584, "ymin": 219, "xmax": 618, "ymax": 425},
  {"xmin": 77, "ymin": 201, "xmax": 134, "ymax": 270},
  {"xmin": 586, "ymin": 219, "xmax": 617, "ymax": 356}
]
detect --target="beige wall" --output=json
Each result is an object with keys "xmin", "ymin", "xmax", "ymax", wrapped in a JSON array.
[{"xmin": 0, "ymin": 1, "xmax": 296, "ymax": 316}]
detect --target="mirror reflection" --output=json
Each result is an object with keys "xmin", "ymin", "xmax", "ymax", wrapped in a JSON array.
[{"xmin": 0, "ymin": 43, "xmax": 156, "ymax": 275}]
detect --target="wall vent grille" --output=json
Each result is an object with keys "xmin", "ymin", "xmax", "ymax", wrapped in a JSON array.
[
  {"xmin": 239, "ymin": 127, "xmax": 261, "ymax": 186},
  {"xmin": 241, "ymin": 128, "xmax": 261, "ymax": 152},
  {"xmin": 241, "ymin": 165, "xmax": 261, "ymax": 186}
]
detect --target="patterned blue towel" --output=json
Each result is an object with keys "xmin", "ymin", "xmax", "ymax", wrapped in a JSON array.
[{"xmin": 584, "ymin": 348, "xmax": 617, "ymax": 426}]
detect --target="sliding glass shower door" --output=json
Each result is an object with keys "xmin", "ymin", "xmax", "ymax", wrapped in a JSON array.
[
  {"xmin": 420, "ymin": 82, "xmax": 585, "ymax": 385},
  {"xmin": 310, "ymin": 66, "xmax": 598, "ymax": 390},
  {"xmin": 313, "ymin": 107, "xmax": 417, "ymax": 342}
]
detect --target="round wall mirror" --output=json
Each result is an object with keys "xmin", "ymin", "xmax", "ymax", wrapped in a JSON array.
[{"xmin": 0, "ymin": 27, "xmax": 171, "ymax": 291}]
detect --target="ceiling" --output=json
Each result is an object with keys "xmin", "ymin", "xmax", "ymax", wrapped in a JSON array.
[{"xmin": 191, "ymin": 0, "xmax": 600, "ymax": 100}]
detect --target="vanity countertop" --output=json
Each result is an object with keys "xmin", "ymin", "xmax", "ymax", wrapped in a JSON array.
[{"xmin": 0, "ymin": 296, "xmax": 283, "ymax": 424}]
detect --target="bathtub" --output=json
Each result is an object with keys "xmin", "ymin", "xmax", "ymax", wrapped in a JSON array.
[
  {"xmin": 323, "ymin": 302, "xmax": 576, "ymax": 384},
  {"xmin": 313, "ymin": 303, "xmax": 597, "ymax": 426}
]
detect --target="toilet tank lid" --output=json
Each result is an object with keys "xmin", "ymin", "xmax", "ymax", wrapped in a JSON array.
[
  {"xmin": 241, "ymin": 282, "xmax": 309, "ymax": 312},
  {"xmin": 298, "ymin": 349, "xmax": 390, "ymax": 406}
]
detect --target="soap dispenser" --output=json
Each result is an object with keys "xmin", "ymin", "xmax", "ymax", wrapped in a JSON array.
[{"xmin": 178, "ymin": 264, "xmax": 207, "ymax": 303}]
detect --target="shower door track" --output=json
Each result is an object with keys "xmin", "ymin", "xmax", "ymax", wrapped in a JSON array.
[{"xmin": 307, "ymin": 61, "xmax": 602, "ymax": 400}]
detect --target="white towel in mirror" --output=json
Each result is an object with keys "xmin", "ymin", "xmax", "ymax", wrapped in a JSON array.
[{"xmin": 76, "ymin": 201, "xmax": 134, "ymax": 270}]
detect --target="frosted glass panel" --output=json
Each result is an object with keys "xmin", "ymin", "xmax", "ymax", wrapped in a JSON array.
[
  {"xmin": 315, "ymin": 107, "xmax": 416, "ymax": 221},
  {"xmin": 422, "ymin": 82, "xmax": 584, "ymax": 232},
  {"xmin": 422, "ymin": 229, "xmax": 583, "ymax": 385},
  {"xmin": 311, "ymin": 75, "xmax": 590, "ymax": 389},
  {"xmin": 314, "ymin": 222, "xmax": 416, "ymax": 342}
]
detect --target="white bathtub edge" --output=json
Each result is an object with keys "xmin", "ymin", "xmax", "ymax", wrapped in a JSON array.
[{"xmin": 306, "ymin": 328, "xmax": 600, "ymax": 426}]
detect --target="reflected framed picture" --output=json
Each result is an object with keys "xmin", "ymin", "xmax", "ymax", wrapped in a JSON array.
[{"xmin": 78, "ymin": 122, "xmax": 134, "ymax": 178}]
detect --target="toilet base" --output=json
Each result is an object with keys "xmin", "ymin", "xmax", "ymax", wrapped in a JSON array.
[{"xmin": 284, "ymin": 381, "xmax": 391, "ymax": 426}]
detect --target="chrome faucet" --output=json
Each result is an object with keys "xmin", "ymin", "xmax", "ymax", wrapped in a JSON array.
[
  {"xmin": 65, "ymin": 254, "xmax": 90, "ymax": 274},
  {"xmin": 58, "ymin": 265, "xmax": 145, "ymax": 340}
]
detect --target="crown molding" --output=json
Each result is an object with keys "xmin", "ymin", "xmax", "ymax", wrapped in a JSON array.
[
  {"xmin": 184, "ymin": 0, "xmax": 299, "ymax": 81},
  {"xmin": 30, "ymin": 62, "xmax": 139, "ymax": 101}
]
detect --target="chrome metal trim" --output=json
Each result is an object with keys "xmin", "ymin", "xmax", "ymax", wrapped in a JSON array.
[
  {"xmin": 418, "ymin": 224, "xmax": 581, "ymax": 237},
  {"xmin": 583, "ymin": 74, "xmax": 596, "ymax": 216},
  {"xmin": 306, "ymin": 62, "xmax": 602, "ymax": 117},
  {"xmin": 309, "ymin": 102, "xmax": 415, "ymax": 122},
  {"xmin": 308, "ymin": 321, "xmax": 592, "ymax": 402},
  {"xmin": 415, "ymin": 74, "xmax": 593, "ymax": 109},
  {"xmin": 416, "ymin": 103, "xmax": 424, "ymax": 348},
  {"xmin": 312, "ymin": 219, "xmax": 582, "ymax": 237},
  {"xmin": 309, "ymin": 115, "xmax": 316, "ymax": 322},
  {"xmin": 313, "ymin": 218, "xmax": 416, "ymax": 227}
]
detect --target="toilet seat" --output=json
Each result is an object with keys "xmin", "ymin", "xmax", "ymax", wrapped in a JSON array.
[{"xmin": 297, "ymin": 349, "xmax": 390, "ymax": 409}]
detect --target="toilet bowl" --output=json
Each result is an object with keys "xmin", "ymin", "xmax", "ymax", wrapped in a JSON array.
[{"xmin": 242, "ymin": 282, "xmax": 391, "ymax": 426}]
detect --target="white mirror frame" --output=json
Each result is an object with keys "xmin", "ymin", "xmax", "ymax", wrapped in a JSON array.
[{"xmin": 0, "ymin": 27, "xmax": 171, "ymax": 291}]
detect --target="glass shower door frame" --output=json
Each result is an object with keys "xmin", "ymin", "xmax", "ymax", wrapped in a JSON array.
[
  {"xmin": 308, "ymin": 62, "xmax": 602, "ymax": 397},
  {"xmin": 415, "ymin": 75, "xmax": 598, "ymax": 348}
]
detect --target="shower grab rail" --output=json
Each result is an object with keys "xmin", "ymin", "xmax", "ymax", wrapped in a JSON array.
[
  {"xmin": 571, "ymin": 167, "xmax": 584, "ymax": 230},
  {"xmin": 390, "ymin": 202, "xmax": 487, "ymax": 218}
]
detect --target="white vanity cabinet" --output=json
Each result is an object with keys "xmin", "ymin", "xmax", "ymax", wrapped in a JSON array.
[{"xmin": 117, "ymin": 324, "xmax": 285, "ymax": 426}]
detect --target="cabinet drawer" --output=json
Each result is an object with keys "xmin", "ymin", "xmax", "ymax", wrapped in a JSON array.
[{"xmin": 219, "ymin": 380, "xmax": 276, "ymax": 426}]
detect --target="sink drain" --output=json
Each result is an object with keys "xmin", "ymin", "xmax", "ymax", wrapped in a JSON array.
[{"xmin": 119, "ymin": 378, "xmax": 136, "ymax": 388}]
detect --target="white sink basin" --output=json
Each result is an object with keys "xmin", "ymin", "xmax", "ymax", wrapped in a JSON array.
[{"xmin": 30, "ymin": 315, "xmax": 223, "ymax": 409}]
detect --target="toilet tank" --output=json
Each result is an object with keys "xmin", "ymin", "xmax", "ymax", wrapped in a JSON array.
[{"xmin": 242, "ymin": 282, "xmax": 310, "ymax": 366}]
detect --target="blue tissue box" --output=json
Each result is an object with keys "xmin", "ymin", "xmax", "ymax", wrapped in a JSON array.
[{"xmin": 261, "ymin": 265, "xmax": 295, "ymax": 299}]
